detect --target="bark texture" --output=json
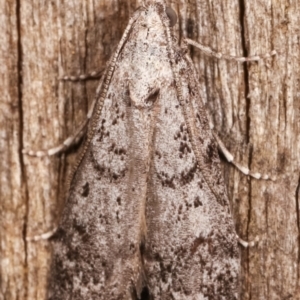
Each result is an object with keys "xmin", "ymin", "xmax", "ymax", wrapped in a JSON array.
[{"xmin": 0, "ymin": 0, "xmax": 299, "ymax": 299}]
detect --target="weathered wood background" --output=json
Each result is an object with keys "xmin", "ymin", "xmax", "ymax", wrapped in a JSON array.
[{"xmin": 1, "ymin": 0, "xmax": 299, "ymax": 299}]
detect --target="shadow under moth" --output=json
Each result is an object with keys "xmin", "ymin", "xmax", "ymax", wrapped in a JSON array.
[{"xmin": 31, "ymin": 0, "xmax": 274, "ymax": 299}]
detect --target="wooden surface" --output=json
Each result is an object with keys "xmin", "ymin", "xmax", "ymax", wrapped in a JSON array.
[{"xmin": 0, "ymin": 0, "xmax": 299, "ymax": 299}]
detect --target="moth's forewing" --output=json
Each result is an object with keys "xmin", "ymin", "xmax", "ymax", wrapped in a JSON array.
[
  {"xmin": 48, "ymin": 3, "xmax": 239, "ymax": 300},
  {"xmin": 144, "ymin": 47, "xmax": 240, "ymax": 297}
]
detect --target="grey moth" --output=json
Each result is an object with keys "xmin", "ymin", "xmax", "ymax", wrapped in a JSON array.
[{"xmin": 47, "ymin": 1, "xmax": 240, "ymax": 299}]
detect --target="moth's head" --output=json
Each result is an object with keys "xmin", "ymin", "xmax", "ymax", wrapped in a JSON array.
[{"xmin": 143, "ymin": 1, "xmax": 177, "ymax": 27}]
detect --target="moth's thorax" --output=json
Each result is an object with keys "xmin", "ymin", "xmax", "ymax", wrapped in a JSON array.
[
  {"xmin": 141, "ymin": 5, "xmax": 165, "ymax": 30},
  {"xmin": 114, "ymin": 5, "xmax": 173, "ymax": 109}
]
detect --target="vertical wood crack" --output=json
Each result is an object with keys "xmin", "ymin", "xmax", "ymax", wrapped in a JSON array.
[
  {"xmin": 238, "ymin": 0, "xmax": 250, "ymax": 144},
  {"xmin": 16, "ymin": 0, "xmax": 29, "ymax": 298},
  {"xmin": 295, "ymin": 174, "xmax": 300, "ymax": 284}
]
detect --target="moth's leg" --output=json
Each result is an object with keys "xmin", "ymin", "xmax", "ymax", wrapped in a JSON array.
[
  {"xmin": 213, "ymin": 132, "xmax": 274, "ymax": 180},
  {"xmin": 22, "ymin": 74, "xmax": 104, "ymax": 157},
  {"xmin": 22, "ymin": 114, "xmax": 89, "ymax": 157},
  {"xmin": 183, "ymin": 53, "xmax": 273, "ymax": 181},
  {"xmin": 237, "ymin": 235, "xmax": 259, "ymax": 248},
  {"xmin": 185, "ymin": 38, "xmax": 277, "ymax": 62},
  {"xmin": 59, "ymin": 69, "xmax": 104, "ymax": 81},
  {"xmin": 26, "ymin": 227, "xmax": 57, "ymax": 242}
]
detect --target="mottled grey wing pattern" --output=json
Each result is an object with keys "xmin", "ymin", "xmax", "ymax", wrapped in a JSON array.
[
  {"xmin": 144, "ymin": 49, "xmax": 239, "ymax": 299},
  {"xmin": 47, "ymin": 3, "xmax": 239, "ymax": 300}
]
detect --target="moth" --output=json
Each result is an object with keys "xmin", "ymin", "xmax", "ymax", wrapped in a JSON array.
[{"xmin": 24, "ymin": 0, "xmax": 275, "ymax": 299}]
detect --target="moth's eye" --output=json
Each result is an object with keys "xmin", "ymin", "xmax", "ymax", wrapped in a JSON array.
[{"xmin": 166, "ymin": 7, "xmax": 177, "ymax": 27}]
